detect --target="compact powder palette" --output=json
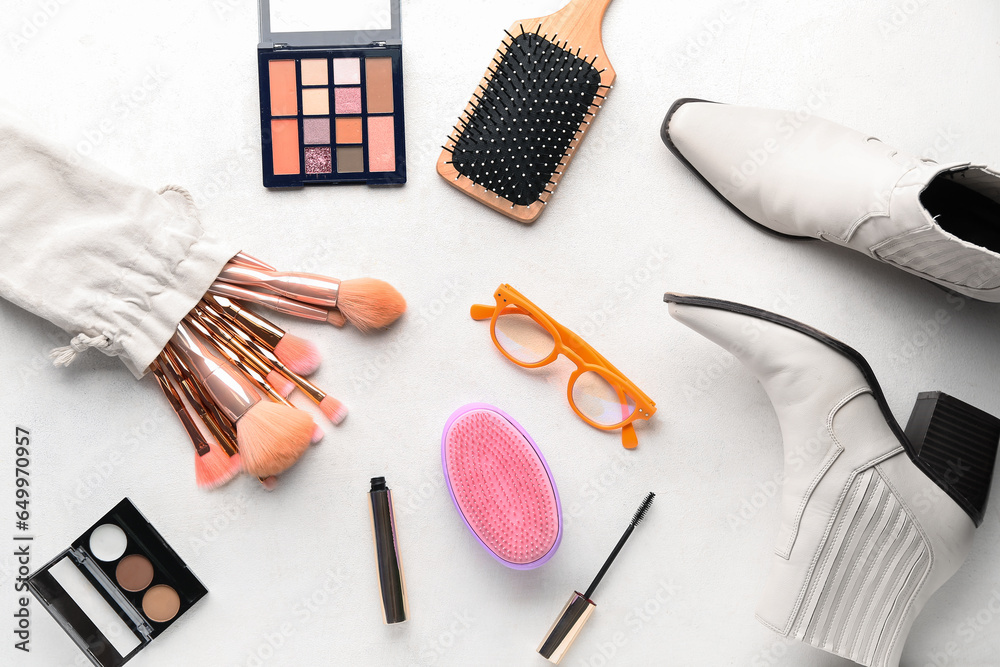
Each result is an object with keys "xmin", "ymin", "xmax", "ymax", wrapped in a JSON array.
[
  {"xmin": 258, "ymin": 0, "xmax": 406, "ymax": 187},
  {"xmin": 28, "ymin": 499, "xmax": 206, "ymax": 667}
]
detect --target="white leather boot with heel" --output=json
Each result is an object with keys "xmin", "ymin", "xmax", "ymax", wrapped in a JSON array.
[{"xmin": 664, "ymin": 293, "xmax": 1000, "ymax": 667}]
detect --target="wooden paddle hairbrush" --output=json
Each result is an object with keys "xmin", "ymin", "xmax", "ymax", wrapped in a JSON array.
[{"xmin": 436, "ymin": 0, "xmax": 616, "ymax": 223}]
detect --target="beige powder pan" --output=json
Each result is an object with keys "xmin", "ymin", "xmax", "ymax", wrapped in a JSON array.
[{"xmin": 142, "ymin": 585, "xmax": 182, "ymax": 623}]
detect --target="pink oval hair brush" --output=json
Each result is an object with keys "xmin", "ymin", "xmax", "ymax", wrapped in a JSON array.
[
  {"xmin": 204, "ymin": 291, "xmax": 323, "ymax": 375},
  {"xmin": 442, "ymin": 403, "xmax": 562, "ymax": 569},
  {"xmin": 216, "ymin": 266, "xmax": 406, "ymax": 333},
  {"xmin": 170, "ymin": 321, "xmax": 313, "ymax": 477}
]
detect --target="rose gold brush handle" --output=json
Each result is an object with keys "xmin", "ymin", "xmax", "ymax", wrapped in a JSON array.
[
  {"xmin": 204, "ymin": 292, "xmax": 290, "ymax": 348},
  {"xmin": 201, "ymin": 304, "xmax": 331, "ymax": 405},
  {"xmin": 149, "ymin": 361, "xmax": 212, "ymax": 456},
  {"xmin": 184, "ymin": 315, "xmax": 287, "ymax": 405},
  {"xmin": 228, "ymin": 252, "xmax": 276, "ymax": 272},
  {"xmin": 164, "ymin": 345, "xmax": 239, "ymax": 448},
  {"xmin": 166, "ymin": 345, "xmax": 278, "ymax": 490},
  {"xmin": 193, "ymin": 308, "xmax": 274, "ymax": 376},
  {"xmin": 192, "ymin": 309, "xmax": 294, "ymax": 401},
  {"xmin": 171, "ymin": 321, "xmax": 263, "ymax": 424},
  {"xmin": 160, "ymin": 348, "xmax": 239, "ymax": 457},
  {"xmin": 208, "ymin": 283, "xmax": 331, "ymax": 322},
  {"xmin": 217, "ymin": 266, "xmax": 341, "ymax": 309}
]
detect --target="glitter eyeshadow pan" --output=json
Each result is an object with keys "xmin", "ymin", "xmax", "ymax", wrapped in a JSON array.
[{"xmin": 257, "ymin": 0, "xmax": 406, "ymax": 187}]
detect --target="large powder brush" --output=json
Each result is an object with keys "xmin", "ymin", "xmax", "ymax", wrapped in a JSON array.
[{"xmin": 437, "ymin": 0, "xmax": 616, "ymax": 223}]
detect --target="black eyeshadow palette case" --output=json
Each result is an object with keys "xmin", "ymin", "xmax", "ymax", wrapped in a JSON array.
[{"xmin": 27, "ymin": 498, "xmax": 207, "ymax": 667}]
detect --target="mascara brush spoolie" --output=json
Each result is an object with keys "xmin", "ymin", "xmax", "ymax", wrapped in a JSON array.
[{"xmin": 538, "ymin": 492, "xmax": 655, "ymax": 665}]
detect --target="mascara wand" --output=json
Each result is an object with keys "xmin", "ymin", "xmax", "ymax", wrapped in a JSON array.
[{"xmin": 538, "ymin": 492, "xmax": 655, "ymax": 664}]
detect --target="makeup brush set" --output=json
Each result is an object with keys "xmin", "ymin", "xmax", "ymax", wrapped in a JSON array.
[{"xmin": 152, "ymin": 251, "xmax": 406, "ymax": 489}]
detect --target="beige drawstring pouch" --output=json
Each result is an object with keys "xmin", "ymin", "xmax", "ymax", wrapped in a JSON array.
[{"xmin": 0, "ymin": 111, "xmax": 237, "ymax": 378}]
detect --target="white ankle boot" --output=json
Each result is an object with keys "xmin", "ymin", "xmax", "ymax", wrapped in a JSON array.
[
  {"xmin": 664, "ymin": 293, "xmax": 1000, "ymax": 667},
  {"xmin": 661, "ymin": 100, "xmax": 1000, "ymax": 301}
]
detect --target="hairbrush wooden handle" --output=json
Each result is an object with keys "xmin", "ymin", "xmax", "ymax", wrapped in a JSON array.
[{"xmin": 526, "ymin": 0, "xmax": 615, "ymax": 64}]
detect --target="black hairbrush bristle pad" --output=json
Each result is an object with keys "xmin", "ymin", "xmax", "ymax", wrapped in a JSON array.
[{"xmin": 450, "ymin": 30, "xmax": 602, "ymax": 206}]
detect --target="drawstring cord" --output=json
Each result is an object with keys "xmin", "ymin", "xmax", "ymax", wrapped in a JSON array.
[{"xmin": 49, "ymin": 333, "xmax": 112, "ymax": 367}]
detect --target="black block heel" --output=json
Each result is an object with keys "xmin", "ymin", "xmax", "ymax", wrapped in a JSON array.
[{"xmin": 905, "ymin": 392, "xmax": 1000, "ymax": 527}]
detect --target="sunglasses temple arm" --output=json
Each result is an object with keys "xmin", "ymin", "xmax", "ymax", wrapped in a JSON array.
[
  {"xmin": 470, "ymin": 304, "xmax": 495, "ymax": 320},
  {"xmin": 622, "ymin": 423, "xmax": 638, "ymax": 449}
]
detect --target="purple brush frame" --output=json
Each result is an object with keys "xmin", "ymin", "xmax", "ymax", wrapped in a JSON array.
[{"xmin": 441, "ymin": 403, "xmax": 563, "ymax": 570}]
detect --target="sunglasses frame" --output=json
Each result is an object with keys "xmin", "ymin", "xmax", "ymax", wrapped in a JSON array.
[{"xmin": 472, "ymin": 284, "xmax": 656, "ymax": 448}]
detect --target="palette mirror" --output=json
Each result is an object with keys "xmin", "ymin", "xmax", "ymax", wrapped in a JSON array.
[{"xmin": 269, "ymin": 0, "xmax": 393, "ymax": 33}]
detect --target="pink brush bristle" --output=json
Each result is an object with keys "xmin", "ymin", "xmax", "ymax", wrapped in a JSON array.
[
  {"xmin": 320, "ymin": 396, "xmax": 348, "ymax": 425},
  {"xmin": 273, "ymin": 334, "xmax": 321, "ymax": 375},
  {"xmin": 311, "ymin": 423, "xmax": 324, "ymax": 444},
  {"xmin": 442, "ymin": 405, "xmax": 561, "ymax": 569},
  {"xmin": 266, "ymin": 370, "xmax": 295, "ymax": 398},
  {"xmin": 194, "ymin": 442, "xmax": 241, "ymax": 490}
]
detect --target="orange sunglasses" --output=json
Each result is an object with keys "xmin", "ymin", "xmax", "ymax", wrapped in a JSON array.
[{"xmin": 471, "ymin": 284, "xmax": 656, "ymax": 448}]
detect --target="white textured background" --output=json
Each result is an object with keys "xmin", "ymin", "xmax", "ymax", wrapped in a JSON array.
[{"xmin": 2, "ymin": 1, "xmax": 1000, "ymax": 665}]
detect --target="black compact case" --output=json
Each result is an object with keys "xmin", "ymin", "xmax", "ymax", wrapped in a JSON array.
[{"xmin": 28, "ymin": 498, "xmax": 206, "ymax": 667}]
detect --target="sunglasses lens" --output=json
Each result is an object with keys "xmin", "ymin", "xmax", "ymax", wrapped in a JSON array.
[
  {"xmin": 572, "ymin": 371, "xmax": 636, "ymax": 426},
  {"xmin": 494, "ymin": 306, "xmax": 555, "ymax": 364}
]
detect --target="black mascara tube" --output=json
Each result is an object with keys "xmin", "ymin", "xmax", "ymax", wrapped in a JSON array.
[{"xmin": 368, "ymin": 477, "xmax": 408, "ymax": 624}]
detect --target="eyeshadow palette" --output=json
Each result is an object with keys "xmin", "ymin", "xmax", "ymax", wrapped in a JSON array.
[
  {"xmin": 258, "ymin": 0, "xmax": 406, "ymax": 187},
  {"xmin": 28, "ymin": 499, "xmax": 206, "ymax": 667}
]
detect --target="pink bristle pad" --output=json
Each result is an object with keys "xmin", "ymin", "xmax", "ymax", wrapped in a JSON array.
[{"xmin": 444, "ymin": 409, "xmax": 559, "ymax": 565}]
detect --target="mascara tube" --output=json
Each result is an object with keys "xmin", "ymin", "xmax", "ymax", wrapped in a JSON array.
[{"xmin": 368, "ymin": 477, "xmax": 409, "ymax": 624}]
